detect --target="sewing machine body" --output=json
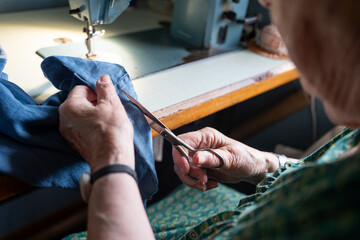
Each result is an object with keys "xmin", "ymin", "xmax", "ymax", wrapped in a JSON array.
[
  {"xmin": 68, "ymin": 0, "xmax": 130, "ymax": 24},
  {"xmin": 171, "ymin": 0, "xmax": 249, "ymax": 50},
  {"xmin": 66, "ymin": 0, "xmax": 250, "ymax": 58}
]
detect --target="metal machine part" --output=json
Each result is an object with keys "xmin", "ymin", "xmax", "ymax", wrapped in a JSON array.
[
  {"xmin": 68, "ymin": 0, "xmax": 130, "ymax": 59},
  {"xmin": 83, "ymin": 19, "xmax": 105, "ymax": 59},
  {"xmin": 171, "ymin": 0, "xmax": 251, "ymax": 51}
]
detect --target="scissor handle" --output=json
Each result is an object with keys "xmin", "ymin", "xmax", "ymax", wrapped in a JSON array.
[{"xmin": 198, "ymin": 148, "xmax": 225, "ymax": 169}]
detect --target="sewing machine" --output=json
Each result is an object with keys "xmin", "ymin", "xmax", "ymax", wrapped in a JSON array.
[
  {"xmin": 65, "ymin": 0, "xmax": 254, "ymax": 63},
  {"xmin": 68, "ymin": 0, "xmax": 131, "ymax": 59}
]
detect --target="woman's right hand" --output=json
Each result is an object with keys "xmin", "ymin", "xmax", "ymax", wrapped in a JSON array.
[
  {"xmin": 172, "ymin": 127, "xmax": 280, "ymax": 191},
  {"xmin": 59, "ymin": 75, "xmax": 135, "ymax": 172}
]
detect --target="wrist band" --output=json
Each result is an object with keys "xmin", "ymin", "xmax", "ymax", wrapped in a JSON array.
[
  {"xmin": 80, "ymin": 164, "xmax": 138, "ymax": 203},
  {"xmin": 91, "ymin": 164, "xmax": 138, "ymax": 184},
  {"xmin": 273, "ymin": 153, "xmax": 288, "ymax": 167}
]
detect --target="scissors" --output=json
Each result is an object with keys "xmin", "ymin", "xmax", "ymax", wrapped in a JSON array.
[{"xmin": 121, "ymin": 89, "xmax": 225, "ymax": 180}]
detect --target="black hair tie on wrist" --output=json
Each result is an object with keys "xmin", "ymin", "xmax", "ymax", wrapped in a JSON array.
[{"xmin": 90, "ymin": 164, "xmax": 138, "ymax": 184}]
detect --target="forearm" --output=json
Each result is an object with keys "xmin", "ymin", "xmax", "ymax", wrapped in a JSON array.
[
  {"xmin": 243, "ymin": 145, "xmax": 299, "ymax": 184},
  {"xmin": 87, "ymin": 173, "xmax": 154, "ymax": 240},
  {"xmin": 58, "ymin": 76, "xmax": 153, "ymax": 238}
]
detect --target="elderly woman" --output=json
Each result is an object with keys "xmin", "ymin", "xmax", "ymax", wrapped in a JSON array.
[{"xmin": 61, "ymin": 0, "xmax": 360, "ymax": 239}]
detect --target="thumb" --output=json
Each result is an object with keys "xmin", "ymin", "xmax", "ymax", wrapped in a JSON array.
[
  {"xmin": 192, "ymin": 150, "xmax": 226, "ymax": 169},
  {"xmin": 96, "ymin": 74, "xmax": 118, "ymax": 105}
]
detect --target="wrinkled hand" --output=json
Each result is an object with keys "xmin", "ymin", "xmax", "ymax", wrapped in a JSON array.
[
  {"xmin": 59, "ymin": 75, "xmax": 134, "ymax": 172},
  {"xmin": 173, "ymin": 127, "xmax": 278, "ymax": 191}
]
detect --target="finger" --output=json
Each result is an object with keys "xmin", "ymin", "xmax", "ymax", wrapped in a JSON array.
[
  {"xmin": 188, "ymin": 165, "xmax": 208, "ymax": 184},
  {"xmin": 96, "ymin": 74, "xmax": 119, "ymax": 106},
  {"xmin": 177, "ymin": 127, "xmax": 227, "ymax": 150},
  {"xmin": 59, "ymin": 86, "xmax": 95, "ymax": 123},
  {"xmin": 176, "ymin": 131, "xmax": 204, "ymax": 149},
  {"xmin": 174, "ymin": 165, "xmax": 206, "ymax": 191},
  {"xmin": 205, "ymin": 180, "xmax": 219, "ymax": 191},
  {"xmin": 172, "ymin": 147, "xmax": 208, "ymax": 183},
  {"xmin": 192, "ymin": 150, "xmax": 228, "ymax": 169},
  {"xmin": 172, "ymin": 147, "xmax": 191, "ymax": 176},
  {"xmin": 205, "ymin": 168, "xmax": 234, "ymax": 184},
  {"xmin": 68, "ymin": 85, "xmax": 97, "ymax": 104}
]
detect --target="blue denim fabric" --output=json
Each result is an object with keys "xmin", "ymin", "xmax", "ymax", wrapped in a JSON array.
[{"xmin": 0, "ymin": 46, "xmax": 158, "ymax": 201}]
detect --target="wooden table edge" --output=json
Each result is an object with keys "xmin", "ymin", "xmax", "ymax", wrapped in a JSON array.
[{"xmin": 152, "ymin": 65, "xmax": 300, "ymax": 136}]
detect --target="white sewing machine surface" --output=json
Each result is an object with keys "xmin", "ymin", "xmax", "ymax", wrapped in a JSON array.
[{"xmin": 37, "ymin": 27, "xmax": 193, "ymax": 80}]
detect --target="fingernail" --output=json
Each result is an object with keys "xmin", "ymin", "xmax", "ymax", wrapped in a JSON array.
[
  {"xmin": 197, "ymin": 155, "xmax": 203, "ymax": 165},
  {"xmin": 100, "ymin": 74, "xmax": 111, "ymax": 83},
  {"xmin": 202, "ymin": 182, "xmax": 207, "ymax": 191}
]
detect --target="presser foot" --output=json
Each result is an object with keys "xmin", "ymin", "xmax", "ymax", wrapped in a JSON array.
[{"xmin": 86, "ymin": 51, "xmax": 99, "ymax": 60}]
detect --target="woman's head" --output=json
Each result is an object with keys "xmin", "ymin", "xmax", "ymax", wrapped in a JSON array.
[{"xmin": 261, "ymin": 0, "xmax": 360, "ymax": 127}]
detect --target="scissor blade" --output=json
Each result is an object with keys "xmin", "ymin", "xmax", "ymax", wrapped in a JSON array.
[{"xmin": 121, "ymin": 89, "xmax": 167, "ymax": 135}]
